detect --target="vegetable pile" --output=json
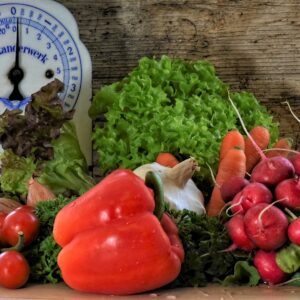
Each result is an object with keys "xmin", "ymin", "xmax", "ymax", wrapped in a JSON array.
[{"xmin": 1, "ymin": 56, "xmax": 299, "ymax": 294}]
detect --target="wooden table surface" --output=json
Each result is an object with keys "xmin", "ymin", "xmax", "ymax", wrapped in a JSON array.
[
  {"xmin": 1, "ymin": 283, "xmax": 300, "ymax": 300},
  {"xmin": 2, "ymin": 1, "xmax": 300, "ymax": 299},
  {"xmin": 58, "ymin": 0, "xmax": 300, "ymax": 145}
]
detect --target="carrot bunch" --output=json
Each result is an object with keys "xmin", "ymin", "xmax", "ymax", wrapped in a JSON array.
[{"xmin": 206, "ymin": 130, "xmax": 246, "ymax": 216}]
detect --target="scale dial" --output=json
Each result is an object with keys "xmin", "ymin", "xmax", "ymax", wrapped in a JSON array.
[{"xmin": 0, "ymin": 0, "xmax": 92, "ymax": 163}]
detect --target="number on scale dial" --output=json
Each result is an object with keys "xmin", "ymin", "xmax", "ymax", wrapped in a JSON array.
[{"xmin": 0, "ymin": 1, "xmax": 83, "ymax": 110}]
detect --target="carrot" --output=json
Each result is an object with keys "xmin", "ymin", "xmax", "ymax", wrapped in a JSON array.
[
  {"xmin": 156, "ymin": 152, "xmax": 179, "ymax": 167},
  {"xmin": 219, "ymin": 129, "xmax": 245, "ymax": 161},
  {"xmin": 266, "ymin": 138, "xmax": 293, "ymax": 158},
  {"xmin": 244, "ymin": 126, "xmax": 270, "ymax": 172},
  {"xmin": 206, "ymin": 147, "xmax": 246, "ymax": 216}
]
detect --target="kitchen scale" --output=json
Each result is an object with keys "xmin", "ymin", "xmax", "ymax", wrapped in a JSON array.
[{"xmin": 0, "ymin": 0, "xmax": 92, "ymax": 164}]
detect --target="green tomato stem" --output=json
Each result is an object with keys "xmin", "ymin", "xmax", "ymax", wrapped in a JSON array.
[{"xmin": 1, "ymin": 231, "xmax": 25, "ymax": 253}]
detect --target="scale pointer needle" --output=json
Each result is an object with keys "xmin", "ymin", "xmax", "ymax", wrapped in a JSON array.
[{"xmin": 8, "ymin": 17, "xmax": 24, "ymax": 101}]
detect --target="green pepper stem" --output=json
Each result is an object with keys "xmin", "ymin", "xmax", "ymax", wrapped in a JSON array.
[
  {"xmin": 145, "ymin": 171, "xmax": 164, "ymax": 221},
  {"xmin": 1, "ymin": 231, "xmax": 25, "ymax": 253}
]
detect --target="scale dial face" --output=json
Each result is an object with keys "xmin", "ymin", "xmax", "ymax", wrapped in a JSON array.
[
  {"xmin": 0, "ymin": 0, "xmax": 92, "ymax": 163},
  {"xmin": 0, "ymin": 1, "xmax": 85, "ymax": 109}
]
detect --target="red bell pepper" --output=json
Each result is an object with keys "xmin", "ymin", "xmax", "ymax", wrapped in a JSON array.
[{"xmin": 53, "ymin": 169, "xmax": 184, "ymax": 295}]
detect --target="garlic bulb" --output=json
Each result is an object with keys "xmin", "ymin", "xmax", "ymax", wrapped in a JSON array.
[{"xmin": 134, "ymin": 158, "xmax": 205, "ymax": 214}]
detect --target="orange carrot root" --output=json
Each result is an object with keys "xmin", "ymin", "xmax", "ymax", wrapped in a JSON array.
[
  {"xmin": 266, "ymin": 138, "xmax": 293, "ymax": 158},
  {"xmin": 219, "ymin": 129, "xmax": 245, "ymax": 161},
  {"xmin": 156, "ymin": 153, "xmax": 179, "ymax": 167},
  {"xmin": 206, "ymin": 147, "xmax": 246, "ymax": 217},
  {"xmin": 244, "ymin": 126, "xmax": 270, "ymax": 172}
]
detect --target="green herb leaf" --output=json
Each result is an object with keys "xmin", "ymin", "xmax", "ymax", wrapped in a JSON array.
[
  {"xmin": 222, "ymin": 261, "xmax": 260, "ymax": 286},
  {"xmin": 166, "ymin": 208, "xmax": 245, "ymax": 287},
  {"xmin": 25, "ymin": 195, "xmax": 74, "ymax": 283}
]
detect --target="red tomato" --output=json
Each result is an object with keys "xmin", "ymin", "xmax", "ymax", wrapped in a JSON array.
[
  {"xmin": 0, "ymin": 250, "xmax": 30, "ymax": 289},
  {"xmin": 2, "ymin": 209, "xmax": 40, "ymax": 246}
]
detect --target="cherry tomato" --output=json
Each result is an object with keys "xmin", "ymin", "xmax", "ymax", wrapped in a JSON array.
[
  {"xmin": 2, "ymin": 209, "xmax": 40, "ymax": 246},
  {"xmin": 0, "ymin": 250, "xmax": 30, "ymax": 289}
]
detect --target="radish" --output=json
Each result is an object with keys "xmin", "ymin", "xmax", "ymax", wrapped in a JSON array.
[
  {"xmin": 244, "ymin": 203, "xmax": 288, "ymax": 250},
  {"xmin": 275, "ymin": 178, "xmax": 300, "ymax": 210},
  {"xmin": 288, "ymin": 218, "xmax": 300, "ymax": 245},
  {"xmin": 220, "ymin": 176, "xmax": 249, "ymax": 202},
  {"xmin": 225, "ymin": 214, "xmax": 255, "ymax": 251},
  {"xmin": 254, "ymin": 250, "xmax": 288, "ymax": 285},
  {"xmin": 291, "ymin": 153, "xmax": 300, "ymax": 176},
  {"xmin": 251, "ymin": 157, "xmax": 295, "ymax": 187},
  {"xmin": 227, "ymin": 93, "xmax": 295, "ymax": 187},
  {"xmin": 230, "ymin": 182, "xmax": 273, "ymax": 215},
  {"xmin": 284, "ymin": 208, "xmax": 300, "ymax": 245}
]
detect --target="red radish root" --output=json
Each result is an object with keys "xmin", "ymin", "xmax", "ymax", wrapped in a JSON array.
[
  {"xmin": 254, "ymin": 250, "xmax": 288, "ymax": 285},
  {"xmin": 226, "ymin": 214, "xmax": 255, "ymax": 251},
  {"xmin": 244, "ymin": 203, "xmax": 288, "ymax": 251},
  {"xmin": 230, "ymin": 182, "xmax": 273, "ymax": 215}
]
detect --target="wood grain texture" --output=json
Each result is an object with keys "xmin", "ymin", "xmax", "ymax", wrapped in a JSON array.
[
  {"xmin": 58, "ymin": 0, "xmax": 300, "ymax": 146},
  {"xmin": 0, "ymin": 283, "xmax": 300, "ymax": 300}
]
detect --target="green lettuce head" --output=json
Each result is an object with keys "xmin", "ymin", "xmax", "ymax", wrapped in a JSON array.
[{"xmin": 89, "ymin": 56, "xmax": 279, "ymax": 182}]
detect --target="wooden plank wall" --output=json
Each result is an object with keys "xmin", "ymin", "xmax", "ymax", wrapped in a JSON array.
[{"xmin": 59, "ymin": 0, "xmax": 300, "ymax": 146}]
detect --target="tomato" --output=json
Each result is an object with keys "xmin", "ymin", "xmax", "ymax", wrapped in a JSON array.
[
  {"xmin": 0, "ymin": 250, "xmax": 30, "ymax": 289},
  {"xmin": 2, "ymin": 209, "xmax": 40, "ymax": 247}
]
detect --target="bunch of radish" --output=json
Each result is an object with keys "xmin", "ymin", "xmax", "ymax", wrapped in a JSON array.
[{"xmin": 220, "ymin": 94, "xmax": 300, "ymax": 285}]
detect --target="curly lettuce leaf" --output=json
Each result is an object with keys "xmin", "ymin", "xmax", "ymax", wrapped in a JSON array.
[
  {"xmin": 0, "ymin": 150, "xmax": 35, "ymax": 195},
  {"xmin": 38, "ymin": 121, "xmax": 95, "ymax": 195},
  {"xmin": 89, "ymin": 56, "xmax": 279, "ymax": 179},
  {"xmin": 222, "ymin": 261, "xmax": 260, "ymax": 286},
  {"xmin": 0, "ymin": 79, "xmax": 74, "ymax": 160}
]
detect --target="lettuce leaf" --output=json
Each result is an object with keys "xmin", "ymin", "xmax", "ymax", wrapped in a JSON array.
[
  {"xmin": 0, "ymin": 80, "xmax": 94, "ymax": 197},
  {"xmin": 0, "ymin": 150, "xmax": 35, "ymax": 196},
  {"xmin": 38, "ymin": 122, "xmax": 95, "ymax": 195},
  {"xmin": 89, "ymin": 56, "xmax": 279, "ymax": 180},
  {"xmin": 0, "ymin": 79, "xmax": 74, "ymax": 160}
]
